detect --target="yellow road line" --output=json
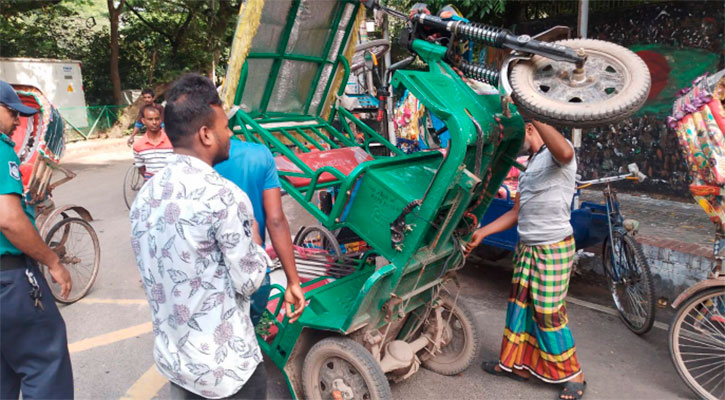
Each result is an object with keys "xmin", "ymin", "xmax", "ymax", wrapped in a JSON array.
[
  {"xmin": 120, "ymin": 364, "xmax": 167, "ymax": 400},
  {"xmin": 78, "ymin": 298, "xmax": 148, "ymax": 306},
  {"xmin": 68, "ymin": 322, "xmax": 153, "ymax": 354}
]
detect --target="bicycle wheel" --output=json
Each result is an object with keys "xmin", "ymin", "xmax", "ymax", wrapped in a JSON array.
[
  {"xmin": 294, "ymin": 226, "xmax": 342, "ymax": 260},
  {"xmin": 602, "ymin": 229, "xmax": 655, "ymax": 334},
  {"xmin": 43, "ymin": 217, "xmax": 101, "ymax": 304},
  {"xmin": 123, "ymin": 166, "xmax": 144, "ymax": 209},
  {"xmin": 669, "ymin": 286, "xmax": 725, "ymax": 400}
]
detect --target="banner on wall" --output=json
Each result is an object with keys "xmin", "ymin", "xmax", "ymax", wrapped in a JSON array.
[{"xmin": 631, "ymin": 44, "xmax": 721, "ymax": 116}]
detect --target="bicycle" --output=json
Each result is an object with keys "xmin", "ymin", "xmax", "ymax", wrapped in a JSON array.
[
  {"xmin": 123, "ymin": 165, "xmax": 144, "ymax": 209},
  {"xmin": 574, "ymin": 163, "xmax": 656, "ymax": 335}
]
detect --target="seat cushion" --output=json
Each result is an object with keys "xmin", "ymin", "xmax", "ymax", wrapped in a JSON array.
[{"xmin": 275, "ymin": 147, "xmax": 373, "ymax": 187}]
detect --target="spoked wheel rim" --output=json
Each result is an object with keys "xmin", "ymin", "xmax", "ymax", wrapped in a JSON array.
[
  {"xmin": 670, "ymin": 288, "xmax": 725, "ymax": 400},
  {"xmin": 603, "ymin": 232, "xmax": 654, "ymax": 333},
  {"xmin": 44, "ymin": 218, "xmax": 100, "ymax": 304},
  {"xmin": 317, "ymin": 356, "xmax": 371, "ymax": 400},
  {"xmin": 531, "ymin": 49, "xmax": 629, "ymax": 104},
  {"xmin": 294, "ymin": 226, "xmax": 342, "ymax": 260}
]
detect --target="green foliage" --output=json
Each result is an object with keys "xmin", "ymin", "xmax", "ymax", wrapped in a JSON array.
[{"xmin": 1, "ymin": 0, "xmax": 240, "ymax": 105}]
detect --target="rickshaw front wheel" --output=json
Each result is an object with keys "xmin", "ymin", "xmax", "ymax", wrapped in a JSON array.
[
  {"xmin": 302, "ymin": 337, "xmax": 392, "ymax": 400},
  {"xmin": 420, "ymin": 295, "xmax": 480, "ymax": 376}
]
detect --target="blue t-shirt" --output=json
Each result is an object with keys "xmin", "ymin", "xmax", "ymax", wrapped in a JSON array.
[{"xmin": 214, "ymin": 139, "xmax": 280, "ymax": 245}]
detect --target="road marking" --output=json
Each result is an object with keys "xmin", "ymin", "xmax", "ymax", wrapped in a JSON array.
[
  {"xmin": 567, "ymin": 296, "xmax": 669, "ymax": 331},
  {"xmin": 78, "ymin": 298, "xmax": 148, "ymax": 306},
  {"xmin": 120, "ymin": 364, "xmax": 167, "ymax": 400},
  {"xmin": 68, "ymin": 322, "xmax": 153, "ymax": 354}
]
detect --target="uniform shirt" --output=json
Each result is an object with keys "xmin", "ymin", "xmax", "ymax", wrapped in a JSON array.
[
  {"xmin": 132, "ymin": 130, "xmax": 173, "ymax": 180},
  {"xmin": 214, "ymin": 140, "xmax": 281, "ymax": 245},
  {"xmin": 517, "ymin": 141, "xmax": 577, "ymax": 245},
  {"xmin": 129, "ymin": 154, "xmax": 267, "ymax": 399},
  {"xmin": 0, "ymin": 133, "xmax": 35, "ymax": 256}
]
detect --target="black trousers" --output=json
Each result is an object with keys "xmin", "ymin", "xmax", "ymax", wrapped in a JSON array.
[
  {"xmin": 169, "ymin": 363, "xmax": 267, "ymax": 400},
  {"xmin": 0, "ymin": 259, "xmax": 74, "ymax": 399}
]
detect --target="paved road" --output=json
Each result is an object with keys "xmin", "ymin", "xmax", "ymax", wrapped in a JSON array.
[{"xmin": 51, "ymin": 150, "xmax": 693, "ymax": 399}]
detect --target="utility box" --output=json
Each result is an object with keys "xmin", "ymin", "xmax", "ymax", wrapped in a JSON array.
[{"xmin": 0, "ymin": 57, "xmax": 88, "ymax": 128}]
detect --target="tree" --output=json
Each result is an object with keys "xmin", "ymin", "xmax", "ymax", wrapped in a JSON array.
[{"xmin": 107, "ymin": 0, "xmax": 126, "ymax": 105}]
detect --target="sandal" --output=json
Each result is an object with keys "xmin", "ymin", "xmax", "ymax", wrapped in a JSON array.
[
  {"xmin": 481, "ymin": 361, "xmax": 529, "ymax": 382},
  {"xmin": 559, "ymin": 381, "xmax": 587, "ymax": 400}
]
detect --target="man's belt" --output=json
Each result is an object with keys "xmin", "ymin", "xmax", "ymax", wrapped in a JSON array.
[{"xmin": 0, "ymin": 254, "xmax": 27, "ymax": 271}]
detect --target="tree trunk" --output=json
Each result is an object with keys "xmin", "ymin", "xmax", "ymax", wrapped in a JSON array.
[
  {"xmin": 148, "ymin": 49, "xmax": 157, "ymax": 85},
  {"xmin": 107, "ymin": 0, "xmax": 126, "ymax": 106}
]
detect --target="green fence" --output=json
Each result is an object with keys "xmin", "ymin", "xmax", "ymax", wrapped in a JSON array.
[{"xmin": 57, "ymin": 105, "xmax": 127, "ymax": 140}]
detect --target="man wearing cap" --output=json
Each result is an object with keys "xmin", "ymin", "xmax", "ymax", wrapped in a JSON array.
[{"xmin": 0, "ymin": 80, "xmax": 74, "ymax": 399}]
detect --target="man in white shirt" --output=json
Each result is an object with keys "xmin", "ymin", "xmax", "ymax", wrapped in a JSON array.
[
  {"xmin": 129, "ymin": 74, "xmax": 268, "ymax": 399},
  {"xmin": 466, "ymin": 119, "xmax": 586, "ymax": 400}
]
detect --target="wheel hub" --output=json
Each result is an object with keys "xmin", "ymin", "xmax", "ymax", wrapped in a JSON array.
[
  {"xmin": 331, "ymin": 379, "xmax": 354, "ymax": 400},
  {"xmin": 318, "ymin": 357, "xmax": 369, "ymax": 400},
  {"xmin": 533, "ymin": 50, "xmax": 627, "ymax": 104}
]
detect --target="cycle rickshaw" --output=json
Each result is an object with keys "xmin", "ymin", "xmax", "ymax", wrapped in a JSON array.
[
  {"xmin": 12, "ymin": 84, "xmax": 100, "ymax": 304},
  {"xmin": 220, "ymin": 1, "xmax": 650, "ymax": 398},
  {"xmin": 667, "ymin": 70, "xmax": 725, "ymax": 400}
]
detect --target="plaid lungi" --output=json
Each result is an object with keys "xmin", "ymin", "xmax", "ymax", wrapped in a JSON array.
[{"xmin": 498, "ymin": 236, "xmax": 582, "ymax": 383}]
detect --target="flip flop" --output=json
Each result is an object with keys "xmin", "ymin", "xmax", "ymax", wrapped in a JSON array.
[
  {"xmin": 559, "ymin": 381, "xmax": 587, "ymax": 400},
  {"xmin": 481, "ymin": 361, "xmax": 529, "ymax": 382}
]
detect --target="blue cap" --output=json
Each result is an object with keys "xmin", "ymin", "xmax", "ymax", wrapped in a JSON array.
[{"xmin": 0, "ymin": 81, "xmax": 38, "ymax": 116}]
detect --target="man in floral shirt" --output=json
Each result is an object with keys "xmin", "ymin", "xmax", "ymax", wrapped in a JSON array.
[{"xmin": 130, "ymin": 74, "xmax": 268, "ymax": 399}]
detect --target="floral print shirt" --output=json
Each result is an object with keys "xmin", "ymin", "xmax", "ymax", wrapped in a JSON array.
[{"xmin": 129, "ymin": 154, "xmax": 266, "ymax": 398}]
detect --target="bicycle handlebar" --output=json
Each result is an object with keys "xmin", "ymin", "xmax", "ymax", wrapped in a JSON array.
[{"xmin": 576, "ymin": 173, "xmax": 643, "ymax": 188}]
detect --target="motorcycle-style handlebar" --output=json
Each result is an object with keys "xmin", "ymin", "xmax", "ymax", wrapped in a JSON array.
[{"xmin": 364, "ymin": 0, "xmax": 586, "ymax": 65}]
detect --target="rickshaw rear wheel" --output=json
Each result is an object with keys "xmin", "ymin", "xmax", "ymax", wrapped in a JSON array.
[
  {"xmin": 421, "ymin": 295, "xmax": 480, "ymax": 376},
  {"xmin": 295, "ymin": 225, "xmax": 343, "ymax": 261},
  {"xmin": 668, "ymin": 286, "xmax": 725, "ymax": 400},
  {"xmin": 43, "ymin": 217, "xmax": 101, "ymax": 304},
  {"xmin": 302, "ymin": 337, "xmax": 392, "ymax": 400},
  {"xmin": 123, "ymin": 166, "xmax": 144, "ymax": 209}
]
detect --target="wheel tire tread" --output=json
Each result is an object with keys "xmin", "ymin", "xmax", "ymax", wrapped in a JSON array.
[
  {"xmin": 602, "ymin": 231, "xmax": 655, "ymax": 335},
  {"xmin": 668, "ymin": 286, "xmax": 725, "ymax": 400},
  {"xmin": 302, "ymin": 337, "xmax": 392, "ymax": 400},
  {"xmin": 510, "ymin": 39, "xmax": 651, "ymax": 127},
  {"xmin": 44, "ymin": 217, "xmax": 101, "ymax": 304},
  {"xmin": 421, "ymin": 296, "xmax": 481, "ymax": 375}
]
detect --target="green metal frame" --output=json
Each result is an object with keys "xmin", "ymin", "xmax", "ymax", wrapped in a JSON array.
[
  {"xmin": 230, "ymin": 2, "xmax": 524, "ymax": 397},
  {"xmin": 233, "ymin": 0, "xmax": 358, "ymax": 119}
]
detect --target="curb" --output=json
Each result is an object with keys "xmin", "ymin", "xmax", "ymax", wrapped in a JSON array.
[
  {"xmin": 577, "ymin": 233, "xmax": 714, "ymax": 306},
  {"xmin": 64, "ymin": 138, "xmax": 128, "ymax": 160},
  {"xmin": 637, "ymin": 235, "xmax": 712, "ymax": 260}
]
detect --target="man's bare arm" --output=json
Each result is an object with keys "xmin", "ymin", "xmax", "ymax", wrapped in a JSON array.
[
  {"xmin": 263, "ymin": 188, "xmax": 305, "ymax": 322},
  {"xmin": 532, "ymin": 120, "xmax": 574, "ymax": 165}
]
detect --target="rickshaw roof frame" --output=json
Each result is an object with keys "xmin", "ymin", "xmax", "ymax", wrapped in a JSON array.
[{"xmin": 232, "ymin": 0, "xmax": 361, "ymax": 120}]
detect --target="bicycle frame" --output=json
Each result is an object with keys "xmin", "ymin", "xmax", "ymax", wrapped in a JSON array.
[{"xmin": 576, "ymin": 171, "xmax": 643, "ymax": 282}]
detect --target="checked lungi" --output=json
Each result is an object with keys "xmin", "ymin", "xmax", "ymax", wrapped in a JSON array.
[{"xmin": 497, "ymin": 236, "xmax": 582, "ymax": 383}]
